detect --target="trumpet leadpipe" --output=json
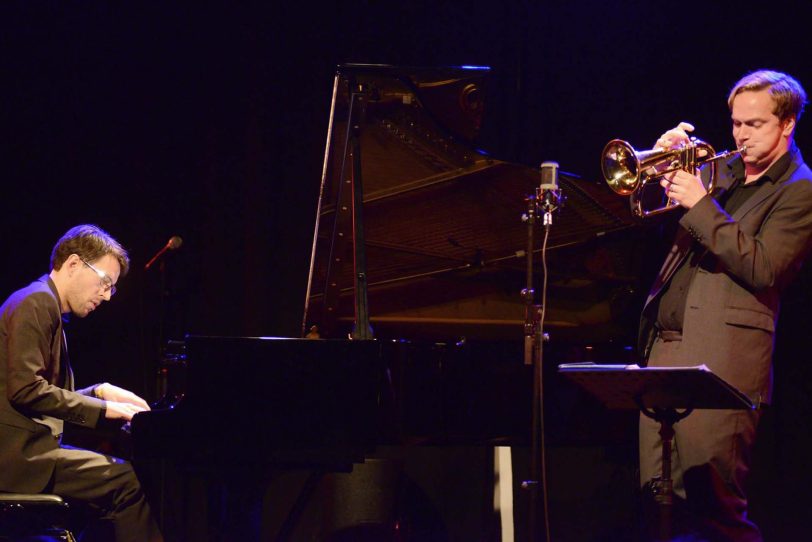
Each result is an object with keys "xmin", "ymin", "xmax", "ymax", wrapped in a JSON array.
[{"xmin": 697, "ymin": 146, "xmax": 747, "ymax": 165}]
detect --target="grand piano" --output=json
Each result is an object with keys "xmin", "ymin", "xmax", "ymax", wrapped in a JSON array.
[
  {"xmin": 302, "ymin": 64, "xmax": 642, "ymax": 344},
  {"xmin": 131, "ymin": 64, "xmax": 653, "ymax": 541}
]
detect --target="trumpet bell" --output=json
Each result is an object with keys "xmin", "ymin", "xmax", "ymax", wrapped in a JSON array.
[{"xmin": 602, "ymin": 139, "xmax": 642, "ymax": 195}]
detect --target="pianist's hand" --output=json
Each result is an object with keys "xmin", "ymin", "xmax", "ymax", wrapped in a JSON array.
[
  {"xmin": 105, "ymin": 400, "xmax": 149, "ymax": 421},
  {"xmin": 96, "ymin": 383, "xmax": 151, "ymax": 411}
]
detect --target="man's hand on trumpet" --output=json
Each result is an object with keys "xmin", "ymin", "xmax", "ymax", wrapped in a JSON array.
[
  {"xmin": 655, "ymin": 121, "xmax": 707, "ymax": 210},
  {"xmin": 656, "ymin": 121, "xmax": 695, "ymax": 150},
  {"xmin": 660, "ymin": 169, "xmax": 708, "ymax": 210}
]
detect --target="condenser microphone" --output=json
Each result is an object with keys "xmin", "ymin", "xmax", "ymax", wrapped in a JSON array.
[
  {"xmin": 539, "ymin": 161, "xmax": 559, "ymax": 192},
  {"xmin": 538, "ymin": 161, "xmax": 562, "ymax": 223},
  {"xmin": 144, "ymin": 235, "xmax": 183, "ymax": 270}
]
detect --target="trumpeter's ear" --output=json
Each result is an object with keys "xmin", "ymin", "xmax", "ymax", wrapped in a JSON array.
[{"xmin": 781, "ymin": 116, "xmax": 796, "ymax": 138}]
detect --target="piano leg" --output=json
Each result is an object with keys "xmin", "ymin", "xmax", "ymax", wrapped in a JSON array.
[
  {"xmin": 214, "ymin": 477, "xmax": 264, "ymax": 542},
  {"xmin": 275, "ymin": 471, "xmax": 324, "ymax": 541}
]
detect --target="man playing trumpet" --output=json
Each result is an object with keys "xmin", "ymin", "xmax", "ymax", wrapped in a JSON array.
[{"xmin": 638, "ymin": 70, "xmax": 812, "ymax": 540}]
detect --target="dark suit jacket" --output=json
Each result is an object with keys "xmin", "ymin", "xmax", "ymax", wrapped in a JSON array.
[
  {"xmin": 639, "ymin": 146, "xmax": 812, "ymax": 405},
  {"xmin": 0, "ymin": 276, "xmax": 104, "ymax": 493}
]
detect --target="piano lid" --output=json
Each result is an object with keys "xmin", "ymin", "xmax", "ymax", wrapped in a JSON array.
[{"xmin": 303, "ymin": 64, "xmax": 640, "ymax": 341}]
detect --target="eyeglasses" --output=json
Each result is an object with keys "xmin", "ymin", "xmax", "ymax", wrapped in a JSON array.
[{"xmin": 80, "ymin": 259, "xmax": 117, "ymax": 296}]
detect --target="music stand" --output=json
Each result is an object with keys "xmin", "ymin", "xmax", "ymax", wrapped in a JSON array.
[{"xmin": 558, "ymin": 363, "xmax": 755, "ymax": 541}]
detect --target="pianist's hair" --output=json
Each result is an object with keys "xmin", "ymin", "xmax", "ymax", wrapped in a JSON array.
[
  {"xmin": 50, "ymin": 224, "xmax": 130, "ymax": 277},
  {"xmin": 728, "ymin": 69, "xmax": 807, "ymax": 124}
]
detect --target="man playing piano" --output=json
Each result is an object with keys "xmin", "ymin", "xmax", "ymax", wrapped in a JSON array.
[
  {"xmin": 638, "ymin": 70, "xmax": 812, "ymax": 540},
  {"xmin": 0, "ymin": 224, "xmax": 162, "ymax": 541}
]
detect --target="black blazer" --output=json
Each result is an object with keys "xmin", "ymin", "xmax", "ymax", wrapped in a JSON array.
[
  {"xmin": 638, "ymin": 146, "xmax": 812, "ymax": 405},
  {"xmin": 0, "ymin": 276, "xmax": 104, "ymax": 492}
]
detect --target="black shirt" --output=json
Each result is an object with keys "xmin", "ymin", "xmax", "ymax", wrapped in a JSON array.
[{"xmin": 655, "ymin": 150, "xmax": 793, "ymax": 331}]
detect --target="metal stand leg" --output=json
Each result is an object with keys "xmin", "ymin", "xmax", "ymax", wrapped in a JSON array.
[{"xmin": 639, "ymin": 404, "xmax": 692, "ymax": 542}]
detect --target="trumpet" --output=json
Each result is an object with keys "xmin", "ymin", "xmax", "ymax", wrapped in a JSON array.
[{"xmin": 601, "ymin": 137, "xmax": 745, "ymax": 217}]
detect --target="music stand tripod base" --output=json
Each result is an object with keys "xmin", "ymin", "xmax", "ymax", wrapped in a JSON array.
[{"xmin": 558, "ymin": 363, "xmax": 755, "ymax": 541}]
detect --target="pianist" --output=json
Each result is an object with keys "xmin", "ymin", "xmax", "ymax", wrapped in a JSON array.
[{"xmin": 0, "ymin": 224, "xmax": 162, "ymax": 542}]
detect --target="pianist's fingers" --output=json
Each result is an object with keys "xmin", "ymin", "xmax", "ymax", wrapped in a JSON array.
[
  {"xmin": 105, "ymin": 400, "xmax": 150, "ymax": 421},
  {"xmin": 101, "ymin": 383, "xmax": 151, "ymax": 411}
]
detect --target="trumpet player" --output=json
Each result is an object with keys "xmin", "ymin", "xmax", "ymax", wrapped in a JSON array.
[{"xmin": 638, "ymin": 70, "xmax": 812, "ymax": 541}]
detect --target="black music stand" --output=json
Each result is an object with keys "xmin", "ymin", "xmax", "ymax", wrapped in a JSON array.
[{"xmin": 558, "ymin": 363, "xmax": 755, "ymax": 542}]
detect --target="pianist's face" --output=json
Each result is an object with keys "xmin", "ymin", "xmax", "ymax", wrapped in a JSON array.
[{"xmin": 63, "ymin": 254, "xmax": 121, "ymax": 317}]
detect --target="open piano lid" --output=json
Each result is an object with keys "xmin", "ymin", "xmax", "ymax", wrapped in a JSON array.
[{"xmin": 303, "ymin": 64, "xmax": 641, "ymax": 341}]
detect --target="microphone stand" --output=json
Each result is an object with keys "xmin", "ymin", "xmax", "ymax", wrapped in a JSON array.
[
  {"xmin": 521, "ymin": 194, "xmax": 540, "ymax": 368},
  {"xmin": 157, "ymin": 259, "xmax": 168, "ymax": 363},
  {"xmin": 521, "ymin": 193, "xmax": 542, "ymax": 541},
  {"xmin": 521, "ymin": 177, "xmax": 561, "ymax": 542},
  {"xmin": 143, "ymin": 238, "xmax": 182, "ymax": 404}
]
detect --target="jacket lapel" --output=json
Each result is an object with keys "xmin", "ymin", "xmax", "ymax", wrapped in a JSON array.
[
  {"xmin": 60, "ymin": 328, "xmax": 75, "ymax": 391},
  {"xmin": 645, "ymin": 227, "xmax": 695, "ymax": 305},
  {"xmin": 732, "ymin": 156, "xmax": 801, "ymax": 221}
]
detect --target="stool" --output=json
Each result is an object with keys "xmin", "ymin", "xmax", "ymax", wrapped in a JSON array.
[{"xmin": 0, "ymin": 493, "xmax": 76, "ymax": 541}]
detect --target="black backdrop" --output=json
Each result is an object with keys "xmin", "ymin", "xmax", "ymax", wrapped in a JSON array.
[
  {"xmin": 4, "ymin": 1, "xmax": 811, "ymax": 380},
  {"xmin": 3, "ymin": 2, "xmax": 812, "ymax": 536}
]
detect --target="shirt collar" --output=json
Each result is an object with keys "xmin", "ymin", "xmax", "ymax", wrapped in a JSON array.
[
  {"xmin": 38, "ymin": 274, "xmax": 69, "ymax": 321},
  {"xmin": 728, "ymin": 143, "xmax": 795, "ymax": 185}
]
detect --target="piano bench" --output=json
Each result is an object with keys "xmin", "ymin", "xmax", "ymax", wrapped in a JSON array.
[{"xmin": 0, "ymin": 493, "xmax": 76, "ymax": 542}]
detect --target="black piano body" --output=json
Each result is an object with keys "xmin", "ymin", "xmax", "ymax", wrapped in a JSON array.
[
  {"xmin": 130, "ymin": 336, "xmax": 385, "ymax": 540},
  {"xmin": 132, "ymin": 336, "xmax": 384, "ymax": 470}
]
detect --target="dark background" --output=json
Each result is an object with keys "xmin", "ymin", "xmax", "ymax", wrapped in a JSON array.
[
  {"xmin": 4, "ymin": 1, "xmax": 811, "ymax": 383},
  {"xmin": 3, "ymin": 1, "xmax": 812, "ymax": 538}
]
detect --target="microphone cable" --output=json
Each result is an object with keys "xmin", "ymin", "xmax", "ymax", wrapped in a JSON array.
[{"xmin": 537, "ymin": 219, "xmax": 552, "ymax": 542}]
